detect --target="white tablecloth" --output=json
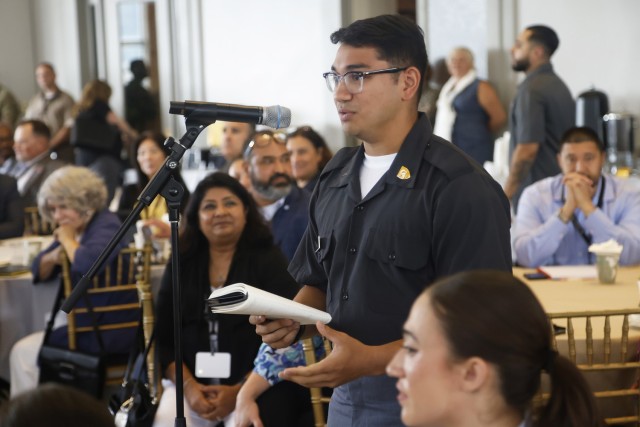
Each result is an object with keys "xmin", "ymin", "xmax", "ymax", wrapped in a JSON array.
[{"xmin": 0, "ymin": 265, "xmax": 165, "ymax": 381}]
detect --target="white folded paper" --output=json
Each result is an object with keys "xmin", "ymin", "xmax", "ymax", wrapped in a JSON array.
[{"xmin": 208, "ymin": 283, "xmax": 331, "ymax": 325}]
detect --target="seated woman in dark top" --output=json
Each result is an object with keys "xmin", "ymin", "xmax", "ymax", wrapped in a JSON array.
[
  {"xmin": 285, "ymin": 126, "xmax": 333, "ymax": 192},
  {"xmin": 117, "ymin": 131, "xmax": 190, "ymax": 238},
  {"xmin": 9, "ymin": 166, "xmax": 135, "ymax": 397},
  {"xmin": 153, "ymin": 172, "xmax": 301, "ymax": 427},
  {"xmin": 72, "ymin": 79, "xmax": 138, "ymax": 202}
]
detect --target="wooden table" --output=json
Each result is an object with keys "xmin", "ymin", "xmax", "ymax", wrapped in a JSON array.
[
  {"xmin": 516, "ymin": 266, "xmax": 640, "ymax": 421},
  {"xmin": 515, "ymin": 266, "xmax": 640, "ymax": 313}
]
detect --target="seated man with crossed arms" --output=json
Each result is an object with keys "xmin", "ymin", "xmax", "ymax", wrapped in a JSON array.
[{"xmin": 512, "ymin": 126, "xmax": 640, "ymax": 267}]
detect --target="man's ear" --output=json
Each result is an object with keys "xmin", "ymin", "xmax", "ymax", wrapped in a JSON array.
[
  {"xmin": 401, "ymin": 67, "xmax": 421, "ymax": 102},
  {"xmin": 458, "ymin": 357, "xmax": 490, "ymax": 393},
  {"xmin": 531, "ymin": 43, "xmax": 547, "ymax": 62}
]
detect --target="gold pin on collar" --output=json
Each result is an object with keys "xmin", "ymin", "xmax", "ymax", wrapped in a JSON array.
[{"xmin": 397, "ymin": 166, "xmax": 411, "ymax": 180}]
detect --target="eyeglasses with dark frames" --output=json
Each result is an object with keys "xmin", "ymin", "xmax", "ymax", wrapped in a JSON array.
[{"xmin": 322, "ymin": 67, "xmax": 408, "ymax": 94}]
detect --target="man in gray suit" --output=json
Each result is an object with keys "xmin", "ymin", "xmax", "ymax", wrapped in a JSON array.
[{"xmin": 0, "ymin": 120, "xmax": 65, "ymax": 207}]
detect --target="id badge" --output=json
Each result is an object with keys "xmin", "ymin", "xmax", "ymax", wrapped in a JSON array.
[{"xmin": 195, "ymin": 352, "xmax": 231, "ymax": 378}]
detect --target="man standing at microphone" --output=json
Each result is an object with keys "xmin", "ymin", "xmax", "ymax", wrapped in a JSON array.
[{"xmin": 250, "ymin": 14, "xmax": 511, "ymax": 426}]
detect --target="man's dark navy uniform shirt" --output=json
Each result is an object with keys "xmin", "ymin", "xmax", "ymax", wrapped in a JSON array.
[{"xmin": 289, "ymin": 113, "xmax": 512, "ymax": 346}]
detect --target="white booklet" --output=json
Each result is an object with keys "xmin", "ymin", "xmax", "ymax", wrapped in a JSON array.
[
  {"xmin": 208, "ymin": 283, "xmax": 332, "ymax": 325},
  {"xmin": 537, "ymin": 265, "xmax": 597, "ymax": 280}
]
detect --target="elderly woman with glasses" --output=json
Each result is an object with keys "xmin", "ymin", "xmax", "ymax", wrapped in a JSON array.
[
  {"xmin": 285, "ymin": 126, "xmax": 333, "ymax": 192},
  {"xmin": 9, "ymin": 166, "xmax": 136, "ymax": 397}
]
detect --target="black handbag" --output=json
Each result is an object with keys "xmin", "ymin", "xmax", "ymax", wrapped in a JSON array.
[
  {"xmin": 37, "ymin": 284, "xmax": 107, "ymax": 398},
  {"xmin": 109, "ymin": 324, "xmax": 158, "ymax": 427},
  {"xmin": 70, "ymin": 116, "xmax": 120, "ymax": 152}
]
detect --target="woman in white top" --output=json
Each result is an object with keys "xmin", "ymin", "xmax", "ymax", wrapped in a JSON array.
[{"xmin": 387, "ymin": 270, "xmax": 602, "ymax": 427}]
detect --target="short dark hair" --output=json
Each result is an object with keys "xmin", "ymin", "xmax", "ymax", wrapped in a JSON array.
[
  {"xmin": 526, "ymin": 25, "xmax": 560, "ymax": 57},
  {"xmin": 427, "ymin": 270, "xmax": 601, "ymax": 427},
  {"xmin": 180, "ymin": 172, "xmax": 273, "ymax": 256},
  {"xmin": 17, "ymin": 119, "xmax": 51, "ymax": 140},
  {"xmin": 330, "ymin": 14, "xmax": 428, "ymax": 98},
  {"xmin": 560, "ymin": 126, "xmax": 605, "ymax": 152}
]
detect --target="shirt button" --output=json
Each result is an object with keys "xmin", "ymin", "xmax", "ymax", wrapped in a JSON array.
[
  {"xmin": 349, "ymin": 247, "xmax": 357, "ymax": 254},
  {"xmin": 388, "ymin": 253, "xmax": 396, "ymax": 261}
]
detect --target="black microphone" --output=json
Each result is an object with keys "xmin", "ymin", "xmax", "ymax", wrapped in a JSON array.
[{"xmin": 169, "ymin": 101, "xmax": 291, "ymax": 129}]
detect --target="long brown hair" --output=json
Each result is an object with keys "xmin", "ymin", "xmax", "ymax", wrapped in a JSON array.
[{"xmin": 73, "ymin": 79, "xmax": 112, "ymax": 117}]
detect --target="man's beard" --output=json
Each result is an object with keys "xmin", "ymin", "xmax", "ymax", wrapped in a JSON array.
[
  {"xmin": 511, "ymin": 57, "xmax": 530, "ymax": 72},
  {"xmin": 251, "ymin": 172, "xmax": 293, "ymax": 201}
]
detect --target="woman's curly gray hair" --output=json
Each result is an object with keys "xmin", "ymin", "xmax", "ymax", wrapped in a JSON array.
[{"xmin": 37, "ymin": 166, "xmax": 108, "ymax": 222}]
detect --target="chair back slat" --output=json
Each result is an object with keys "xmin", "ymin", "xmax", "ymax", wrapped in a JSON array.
[
  {"xmin": 60, "ymin": 243, "xmax": 155, "ymax": 391},
  {"xmin": 302, "ymin": 337, "xmax": 332, "ymax": 427},
  {"xmin": 587, "ymin": 316, "xmax": 594, "ymax": 365},
  {"xmin": 547, "ymin": 308, "xmax": 640, "ymax": 426},
  {"xmin": 621, "ymin": 314, "xmax": 630, "ymax": 363},
  {"xmin": 568, "ymin": 318, "xmax": 576, "ymax": 363},
  {"xmin": 24, "ymin": 206, "xmax": 54, "ymax": 235}
]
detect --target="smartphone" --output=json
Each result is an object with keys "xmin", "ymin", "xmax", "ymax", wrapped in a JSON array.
[{"xmin": 524, "ymin": 271, "xmax": 549, "ymax": 280}]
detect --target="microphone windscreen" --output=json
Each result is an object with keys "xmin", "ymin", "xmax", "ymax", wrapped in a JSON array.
[{"xmin": 263, "ymin": 105, "xmax": 292, "ymax": 129}]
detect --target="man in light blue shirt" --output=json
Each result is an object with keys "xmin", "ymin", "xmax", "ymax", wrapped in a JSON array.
[{"xmin": 513, "ymin": 126, "xmax": 640, "ymax": 267}]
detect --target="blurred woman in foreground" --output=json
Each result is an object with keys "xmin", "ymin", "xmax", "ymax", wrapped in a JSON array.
[{"xmin": 387, "ymin": 270, "xmax": 602, "ymax": 427}]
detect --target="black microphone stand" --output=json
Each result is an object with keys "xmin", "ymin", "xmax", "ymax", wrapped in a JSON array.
[{"xmin": 62, "ymin": 114, "xmax": 214, "ymax": 427}]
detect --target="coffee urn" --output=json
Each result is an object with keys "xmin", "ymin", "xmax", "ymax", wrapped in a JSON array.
[
  {"xmin": 576, "ymin": 87, "xmax": 609, "ymax": 146},
  {"xmin": 603, "ymin": 113, "xmax": 636, "ymax": 176}
]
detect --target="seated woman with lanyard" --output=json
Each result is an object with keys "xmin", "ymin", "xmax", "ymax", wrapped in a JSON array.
[{"xmin": 153, "ymin": 173, "xmax": 301, "ymax": 427}]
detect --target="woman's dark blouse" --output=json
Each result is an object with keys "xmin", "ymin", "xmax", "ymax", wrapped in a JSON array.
[
  {"xmin": 32, "ymin": 210, "xmax": 136, "ymax": 354},
  {"xmin": 156, "ymin": 244, "xmax": 299, "ymax": 385}
]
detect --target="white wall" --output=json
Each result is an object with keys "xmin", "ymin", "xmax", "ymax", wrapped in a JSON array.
[
  {"xmin": 0, "ymin": 0, "xmax": 35, "ymax": 108},
  {"xmin": 199, "ymin": 0, "xmax": 344, "ymax": 150},
  {"xmin": 419, "ymin": 0, "xmax": 640, "ymax": 151},
  {"xmin": 3, "ymin": 0, "xmax": 639, "ymax": 153},
  {"xmin": 0, "ymin": 0, "xmax": 83, "ymax": 108},
  {"xmin": 424, "ymin": 0, "xmax": 489, "ymax": 78},
  {"xmin": 518, "ymin": 0, "xmax": 640, "ymax": 149},
  {"xmin": 30, "ymin": 0, "xmax": 84, "ymax": 99}
]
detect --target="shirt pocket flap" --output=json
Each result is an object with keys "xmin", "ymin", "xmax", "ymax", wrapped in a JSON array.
[{"xmin": 365, "ymin": 228, "xmax": 428, "ymax": 271}]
